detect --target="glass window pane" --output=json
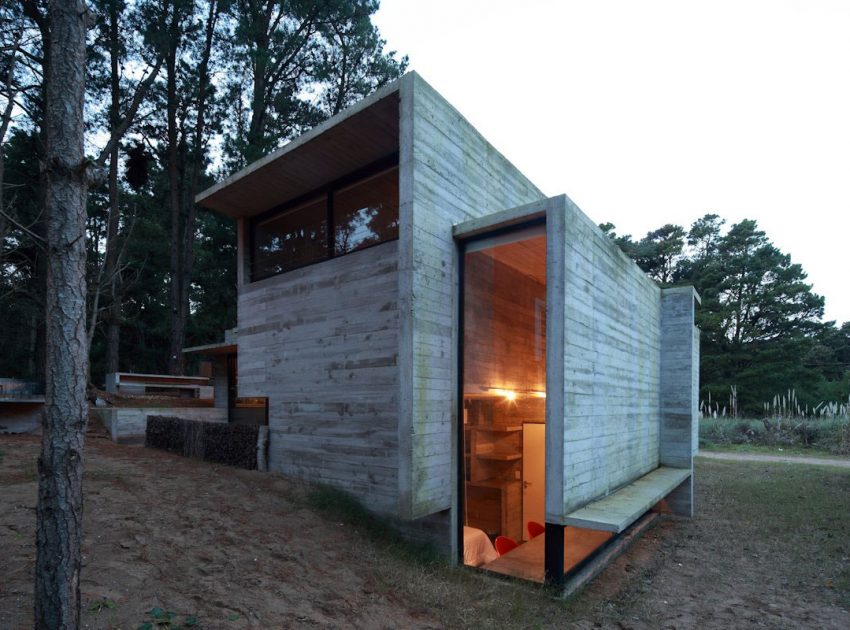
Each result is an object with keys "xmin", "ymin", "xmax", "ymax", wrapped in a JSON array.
[
  {"xmin": 333, "ymin": 167, "xmax": 399, "ymax": 255},
  {"xmin": 253, "ymin": 197, "xmax": 328, "ymax": 278},
  {"xmin": 462, "ymin": 232, "xmax": 547, "ymax": 557}
]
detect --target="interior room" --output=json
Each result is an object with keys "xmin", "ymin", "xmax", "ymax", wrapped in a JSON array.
[{"xmin": 460, "ymin": 226, "xmax": 612, "ymax": 582}]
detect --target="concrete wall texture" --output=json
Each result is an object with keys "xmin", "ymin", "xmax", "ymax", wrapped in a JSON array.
[
  {"xmin": 92, "ymin": 407, "xmax": 227, "ymax": 443},
  {"xmin": 398, "ymin": 73, "xmax": 545, "ymax": 519},
  {"xmin": 554, "ymin": 198, "xmax": 664, "ymax": 517},
  {"xmin": 659, "ymin": 287, "xmax": 701, "ymax": 516},
  {"xmin": 237, "ymin": 240, "xmax": 401, "ymax": 516},
  {"xmin": 0, "ymin": 402, "xmax": 43, "ymax": 433},
  {"xmin": 211, "ymin": 72, "xmax": 698, "ymax": 538}
]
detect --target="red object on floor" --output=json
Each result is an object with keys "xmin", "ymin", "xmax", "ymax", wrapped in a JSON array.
[
  {"xmin": 527, "ymin": 521, "xmax": 545, "ymax": 539},
  {"xmin": 495, "ymin": 535, "xmax": 519, "ymax": 556}
]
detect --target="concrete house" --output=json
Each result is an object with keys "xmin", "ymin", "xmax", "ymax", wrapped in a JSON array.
[{"xmin": 196, "ymin": 72, "xmax": 699, "ymax": 586}]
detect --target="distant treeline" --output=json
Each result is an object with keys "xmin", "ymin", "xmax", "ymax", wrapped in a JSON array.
[{"xmin": 600, "ymin": 216, "xmax": 850, "ymax": 415}]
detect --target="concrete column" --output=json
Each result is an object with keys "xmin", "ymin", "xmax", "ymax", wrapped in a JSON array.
[
  {"xmin": 212, "ymin": 356, "xmax": 229, "ymax": 410},
  {"xmin": 659, "ymin": 286, "xmax": 700, "ymax": 517}
]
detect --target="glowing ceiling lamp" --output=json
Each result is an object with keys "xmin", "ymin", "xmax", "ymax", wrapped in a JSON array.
[{"xmin": 483, "ymin": 387, "xmax": 545, "ymax": 401}]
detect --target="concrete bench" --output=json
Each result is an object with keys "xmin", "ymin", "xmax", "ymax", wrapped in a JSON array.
[
  {"xmin": 105, "ymin": 372, "xmax": 213, "ymax": 399},
  {"xmin": 564, "ymin": 466, "xmax": 691, "ymax": 533}
]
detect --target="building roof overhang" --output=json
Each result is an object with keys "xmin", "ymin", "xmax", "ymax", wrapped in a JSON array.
[{"xmin": 195, "ymin": 79, "xmax": 402, "ymax": 219}]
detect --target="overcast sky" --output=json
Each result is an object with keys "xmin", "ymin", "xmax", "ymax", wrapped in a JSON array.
[{"xmin": 374, "ymin": 0, "xmax": 850, "ymax": 325}]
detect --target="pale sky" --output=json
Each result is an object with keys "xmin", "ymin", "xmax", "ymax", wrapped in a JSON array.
[{"xmin": 374, "ymin": 0, "xmax": 850, "ymax": 325}]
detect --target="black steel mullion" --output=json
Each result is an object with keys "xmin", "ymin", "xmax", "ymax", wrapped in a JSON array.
[
  {"xmin": 457, "ymin": 241, "xmax": 466, "ymax": 566},
  {"xmin": 545, "ymin": 522, "xmax": 565, "ymax": 587},
  {"xmin": 327, "ymin": 190, "xmax": 335, "ymax": 259}
]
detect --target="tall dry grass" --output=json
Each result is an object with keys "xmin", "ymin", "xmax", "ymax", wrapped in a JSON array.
[
  {"xmin": 699, "ymin": 387, "xmax": 850, "ymax": 455},
  {"xmin": 700, "ymin": 386, "xmax": 849, "ymax": 421}
]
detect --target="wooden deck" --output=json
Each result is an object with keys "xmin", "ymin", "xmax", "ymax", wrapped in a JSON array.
[
  {"xmin": 482, "ymin": 527, "xmax": 613, "ymax": 583},
  {"xmin": 564, "ymin": 466, "xmax": 691, "ymax": 533}
]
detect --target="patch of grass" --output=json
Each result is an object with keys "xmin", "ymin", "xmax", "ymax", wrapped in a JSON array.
[
  {"xmin": 698, "ymin": 459, "xmax": 850, "ymax": 593},
  {"xmin": 304, "ymin": 484, "xmax": 439, "ymax": 565},
  {"xmin": 88, "ymin": 598, "xmax": 117, "ymax": 613},
  {"xmin": 303, "ymin": 485, "xmax": 637, "ymax": 627},
  {"xmin": 137, "ymin": 607, "xmax": 198, "ymax": 630}
]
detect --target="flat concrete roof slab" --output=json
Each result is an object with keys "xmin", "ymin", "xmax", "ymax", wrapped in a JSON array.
[{"xmin": 196, "ymin": 84, "xmax": 400, "ymax": 219}]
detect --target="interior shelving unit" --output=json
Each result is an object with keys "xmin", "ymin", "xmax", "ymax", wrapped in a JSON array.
[{"xmin": 463, "ymin": 400, "xmax": 523, "ymax": 541}]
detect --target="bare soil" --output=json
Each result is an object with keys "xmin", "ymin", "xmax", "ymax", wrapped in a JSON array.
[{"xmin": 1, "ymin": 434, "xmax": 849, "ymax": 629}]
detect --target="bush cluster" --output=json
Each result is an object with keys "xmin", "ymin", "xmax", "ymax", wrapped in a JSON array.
[
  {"xmin": 700, "ymin": 416, "xmax": 850, "ymax": 455},
  {"xmin": 146, "ymin": 416, "xmax": 259, "ymax": 469}
]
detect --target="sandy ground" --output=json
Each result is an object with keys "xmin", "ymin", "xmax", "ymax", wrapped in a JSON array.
[
  {"xmin": 2, "ymin": 434, "xmax": 849, "ymax": 629},
  {"xmin": 0, "ymin": 435, "xmax": 438, "ymax": 629}
]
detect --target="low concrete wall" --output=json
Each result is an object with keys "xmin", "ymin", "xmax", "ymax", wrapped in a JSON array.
[
  {"xmin": 0, "ymin": 401, "xmax": 43, "ymax": 434},
  {"xmin": 91, "ymin": 407, "xmax": 227, "ymax": 444}
]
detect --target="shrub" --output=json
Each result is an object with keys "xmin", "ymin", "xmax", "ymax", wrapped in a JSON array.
[
  {"xmin": 146, "ymin": 416, "xmax": 259, "ymax": 469},
  {"xmin": 700, "ymin": 415, "xmax": 850, "ymax": 455}
]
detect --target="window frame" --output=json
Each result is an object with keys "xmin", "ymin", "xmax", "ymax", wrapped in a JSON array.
[{"xmin": 249, "ymin": 152, "xmax": 399, "ymax": 282}]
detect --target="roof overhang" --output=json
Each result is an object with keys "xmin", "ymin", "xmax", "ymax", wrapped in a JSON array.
[
  {"xmin": 182, "ymin": 342, "xmax": 237, "ymax": 356},
  {"xmin": 196, "ymin": 79, "xmax": 402, "ymax": 219}
]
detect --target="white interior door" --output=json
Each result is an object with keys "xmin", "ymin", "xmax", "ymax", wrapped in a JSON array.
[{"xmin": 522, "ymin": 423, "xmax": 546, "ymax": 541}]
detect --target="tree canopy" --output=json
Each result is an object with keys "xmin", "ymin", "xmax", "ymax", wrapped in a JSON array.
[
  {"xmin": 603, "ymin": 214, "xmax": 849, "ymax": 415},
  {"xmin": 0, "ymin": 0, "xmax": 406, "ymax": 384}
]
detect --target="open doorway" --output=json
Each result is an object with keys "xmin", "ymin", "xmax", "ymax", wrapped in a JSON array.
[{"xmin": 459, "ymin": 224, "xmax": 547, "ymax": 575}]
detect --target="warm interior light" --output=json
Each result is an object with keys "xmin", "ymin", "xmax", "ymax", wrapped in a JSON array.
[
  {"xmin": 486, "ymin": 387, "xmax": 517, "ymax": 401},
  {"xmin": 483, "ymin": 387, "xmax": 544, "ymax": 400}
]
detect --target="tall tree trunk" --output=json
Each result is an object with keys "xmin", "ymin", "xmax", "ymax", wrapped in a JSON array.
[
  {"xmin": 166, "ymin": 4, "xmax": 184, "ymax": 375},
  {"xmin": 27, "ymin": 315, "xmax": 38, "ymax": 378},
  {"xmin": 0, "ymin": 33, "xmax": 20, "ymax": 269},
  {"xmin": 244, "ymin": 0, "xmax": 269, "ymax": 162},
  {"xmin": 168, "ymin": 0, "xmax": 220, "ymax": 374},
  {"xmin": 104, "ymin": 0, "xmax": 122, "ymax": 375},
  {"xmin": 177, "ymin": 0, "xmax": 219, "ymax": 364},
  {"xmin": 35, "ymin": 0, "xmax": 90, "ymax": 627},
  {"xmin": 0, "ymin": 145, "xmax": 6, "ymax": 265}
]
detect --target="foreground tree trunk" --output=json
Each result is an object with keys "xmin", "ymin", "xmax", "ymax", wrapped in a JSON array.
[{"xmin": 35, "ymin": 0, "xmax": 90, "ymax": 627}]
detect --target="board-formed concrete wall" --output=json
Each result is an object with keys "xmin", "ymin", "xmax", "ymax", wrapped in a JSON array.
[
  {"xmin": 553, "ymin": 196, "xmax": 663, "ymax": 518},
  {"xmin": 0, "ymin": 402, "xmax": 43, "ymax": 433},
  {"xmin": 237, "ymin": 240, "xmax": 401, "ymax": 515},
  {"xmin": 398, "ymin": 73, "xmax": 546, "ymax": 519},
  {"xmin": 659, "ymin": 287, "xmax": 700, "ymax": 516},
  {"xmin": 91, "ymin": 407, "xmax": 227, "ymax": 443},
  {"xmin": 212, "ymin": 356, "xmax": 229, "ymax": 409}
]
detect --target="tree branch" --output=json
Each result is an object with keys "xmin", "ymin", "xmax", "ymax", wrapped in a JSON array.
[
  {"xmin": 0, "ymin": 206, "xmax": 46, "ymax": 245},
  {"xmin": 95, "ymin": 56, "xmax": 165, "ymax": 166}
]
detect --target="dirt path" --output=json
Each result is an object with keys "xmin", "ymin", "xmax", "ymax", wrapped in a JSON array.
[{"xmin": 698, "ymin": 450, "xmax": 850, "ymax": 468}]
